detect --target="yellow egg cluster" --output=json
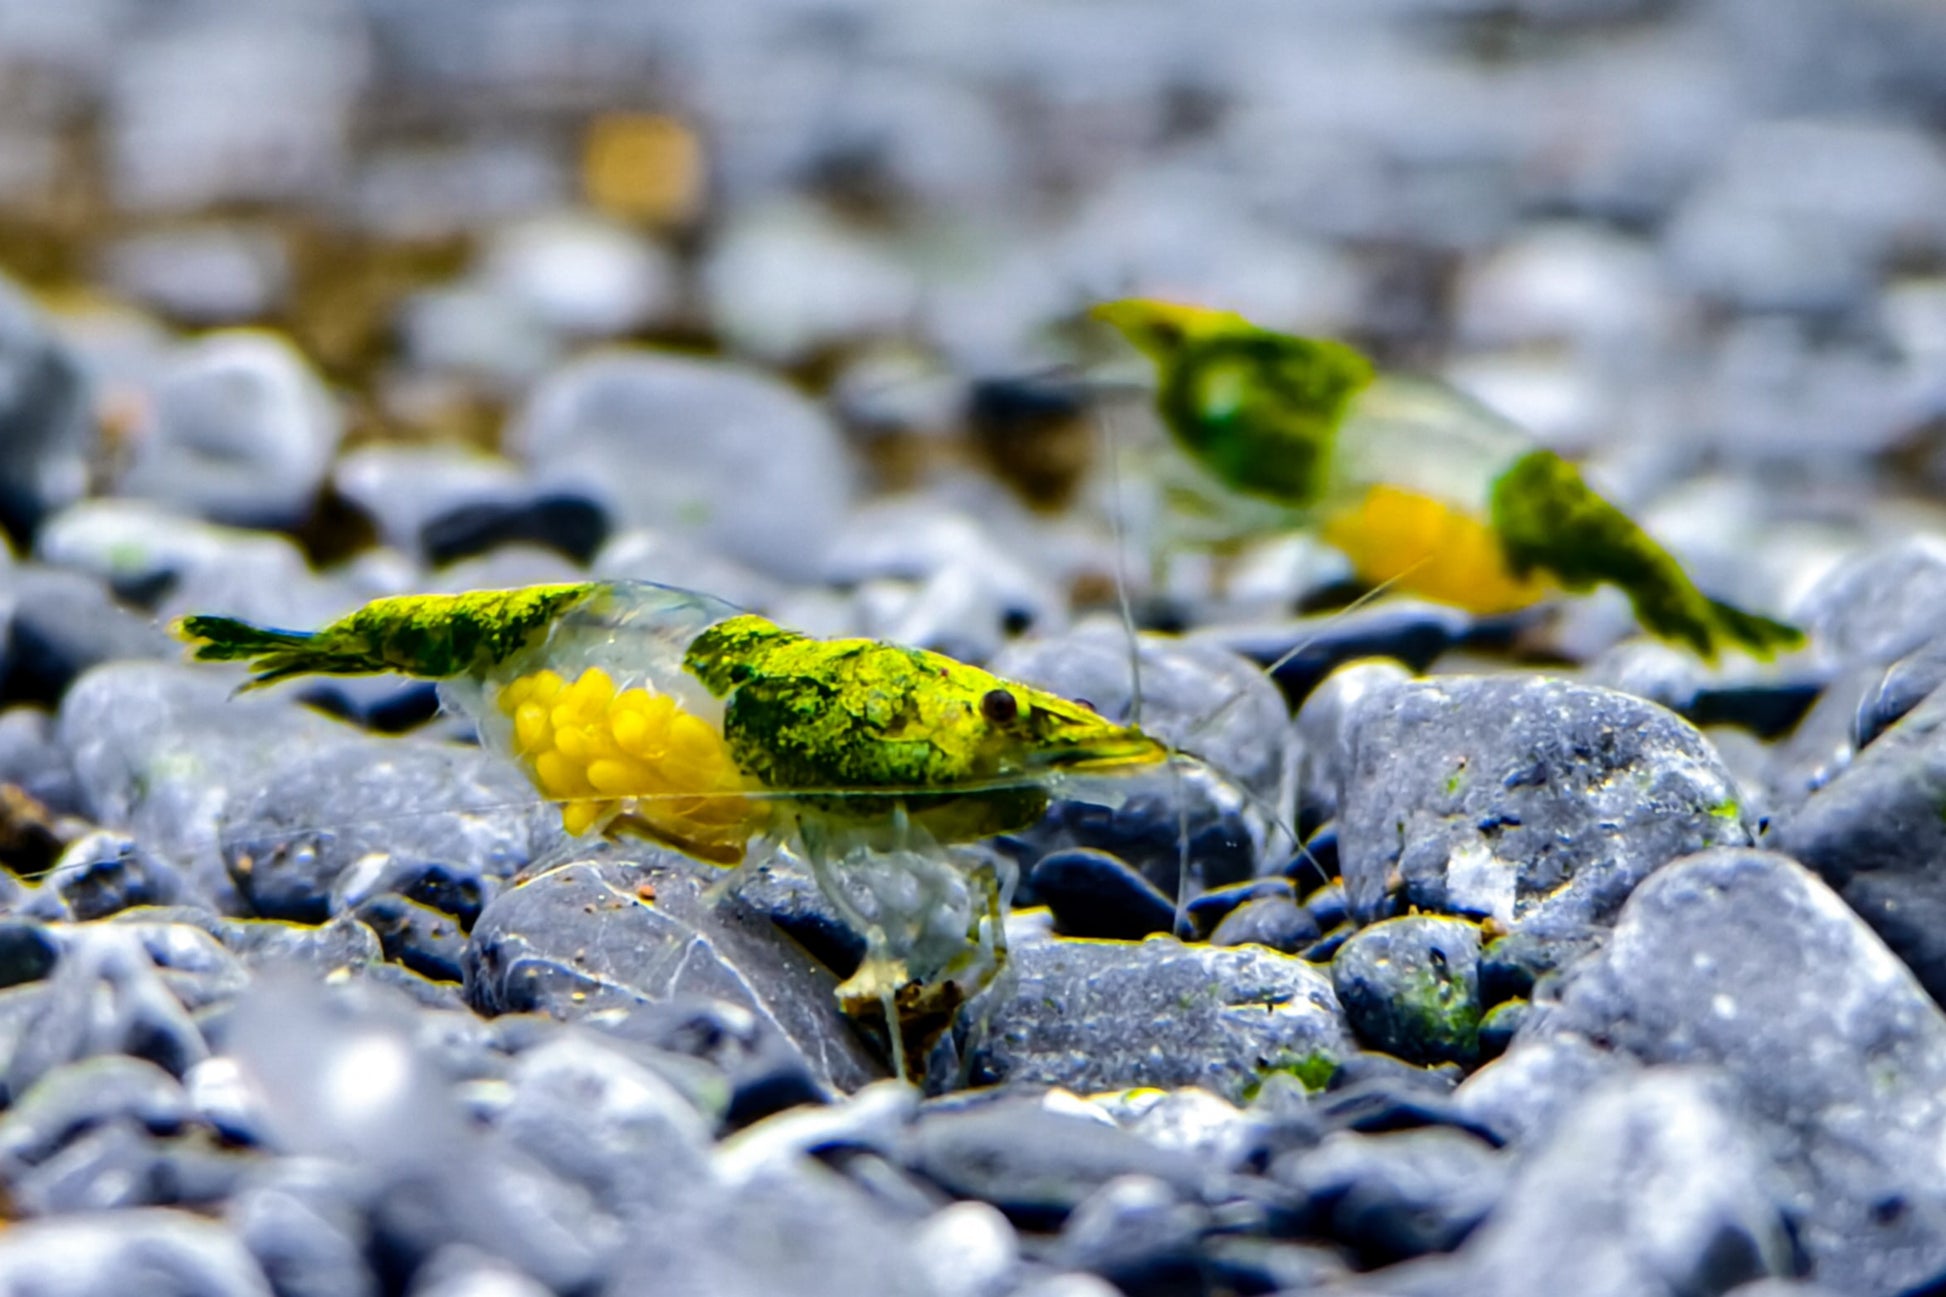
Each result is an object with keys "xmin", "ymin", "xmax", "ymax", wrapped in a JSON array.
[
  {"xmin": 1322, "ymin": 483, "xmax": 1552, "ymax": 616},
  {"xmin": 496, "ymin": 666, "xmax": 761, "ymax": 863}
]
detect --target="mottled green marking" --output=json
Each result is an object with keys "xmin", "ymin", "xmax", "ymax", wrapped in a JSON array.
[
  {"xmin": 173, "ymin": 584, "xmax": 595, "ymax": 687},
  {"xmin": 683, "ymin": 613, "xmax": 1165, "ymax": 838},
  {"xmin": 1487, "ymin": 449, "xmax": 1803, "ymax": 660},
  {"xmin": 1094, "ymin": 298, "xmax": 1374, "ymax": 509}
]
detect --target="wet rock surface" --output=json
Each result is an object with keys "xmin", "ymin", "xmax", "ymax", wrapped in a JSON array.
[{"xmin": 1336, "ymin": 676, "xmax": 1750, "ymax": 939}]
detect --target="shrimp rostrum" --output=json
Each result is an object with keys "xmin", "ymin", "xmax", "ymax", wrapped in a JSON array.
[{"xmin": 175, "ymin": 580, "xmax": 1169, "ymax": 1075}]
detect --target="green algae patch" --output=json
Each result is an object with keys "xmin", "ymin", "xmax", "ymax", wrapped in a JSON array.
[{"xmin": 1243, "ymin": 1048, "xmax": 1340, "ymax": 1101}]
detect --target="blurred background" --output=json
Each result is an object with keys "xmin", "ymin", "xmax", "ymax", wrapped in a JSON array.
[{"xmin": 3, "ymin": 0, "xmax": 1946, "ymax": 640}]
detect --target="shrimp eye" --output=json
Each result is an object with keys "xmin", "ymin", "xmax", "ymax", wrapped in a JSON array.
[{"xmin": 981, "ymin": 689, "xmax": 1019, "ymax": 724}]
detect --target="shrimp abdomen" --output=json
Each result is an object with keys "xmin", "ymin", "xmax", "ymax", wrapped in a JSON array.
[{"xmin": 174, "ymin": 584, "xmax": 595, "ymax": 688}]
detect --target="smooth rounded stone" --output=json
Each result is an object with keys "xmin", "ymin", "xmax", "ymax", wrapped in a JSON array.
[
  {"xmin": 1117, "ymin": 1088, "xmax": 1255, "ymax": 1169},
  {"xmin": 1531, "ymin": 849, "xmax": 1946, "ymax": 1295},
  {"xmin": 822, "ymin": 497, "xmax": 1063, "ymax": 656},
  {"xmin": 49, "ymin": 830, "xmax": 186, "ymax": 921},
  {"xmin": 406, "ymin": 1246, "xmax": 552, "ymax": 1297},
  {"xmin": 1476, "ymin": 1001, "xmax": 1528, "ymax": 1061},
  {"xmin": 1276, "ymin": 1127, "xmax": 1506, "ymax": 1266},
  {"xmin": 118, "ymin": 331, "xmax": 343, "ymax": 531},
  {"xmin": 1053, "ymin": 1173, "xmax": 1211, "ymax": 1291},
  {"xmin": 420, "ymin": 490, "xmax": 611, "ymax": 568},
  {"xmin": 225, "ymin": 978, "xmax": 614, "ymax": 1294},
  {"xmin": 1210, "ymin": 894, "xmax": 1321, "ymax": 954},
  {"xmin": 0, "ymin": 704, "xmax": 82, "ymax": 813},
  {"xmin": 1416, "ymin": 1072, "xmax": 1794, "ymax": 1297},
  {"xmin": 1336, "ymin": 675, "xmax": 1749, "ymax": 936},
  {"xmin": 989, "ymin": 622, "xmax": 1297, "ymax": 895},
  {"xmin": 1855, "ymin": 635, "xmax": 1946, "ymax": 750},
  {"xmin": 592, "ymin": 526, "xmax": 785, "ymax": 615},
  {"xmin": 0, "ymin": 1056, "xmax": 190, "ymax": 1173},
  {"xmin": 1205, "ymin": 605, "xmax": 1468, "ymax": 714},
  {"xmin": 571, "ymin": 994, "xmax": 822, "ymax": 1129},
  {"xmin": 1668, "ymin": 120, "xmax": 1946, "ymax": 316},
  {"xmin": 602, "ymin": 1156, "xmax": 937, "ymax": 1297},
  {"xmin": 330, "ymin": 446, "xmax": 528, "ymax": 556},
  {"xmin": 1291, "ymin": 661, "xmax": 1412, "ymax": 830},
  {"xmin": 1332, "ymin": 918, "xmax": 1484, "ymax": 1067},
  {"xmin": 395, "ymin": 283, "xmax": 559, "ymax": 391},
  {"xmin": 1455, "ymin": 223, "xmax": 1671, "ymax": 354},
  {"xmin": 702, "ymin": 200, "xmax": 919, "ymax": 364},
  {"xmin": 7, "ymin": 1116, "xmax": 253, "ymax": 1216},
  {"xmin": 1304, "ymin": 878, "xmax": 1349, "ymax": 930},
  {"xmin": 203, "ymin": 912, "xmax": 383, "ymax": 976},
  {"xmin": 35, "ymin": 498, "xmax": 316, "ymax": 611},
  {"xmin": 1797, "ymin": 536, "xmax": 1946, "ymax": 667},
  {"xmin": 1769, "ymin": 683, "xmax": 1946, "ymax": 1005},
  {"xmin": 0, "ymin": 1208, "xmax": 276, "ymax": 1297},
  {"xmin": 507, "ymin": 350, "xmax": 856, "ymax": 582},
  {"xmin": 1452, "ymin": 1035, "xmax": 1638, "ymax": 1151},
  {"xmin": 102, "ymin": 224, "xmax": 290, "ymax": 325},
  {"xmin": 495, "ymin": 1034, "xmax": 714, "ymax": 1217},
  {"xmin": 1184, "ymin": 878, "xmax": 1296, "ymax": 935},
  {"xmin": 226, "ymin": 1162, "xmax": 376, "ymax": 1297},
  {"xmin": 58, "ymin": 663, "xmax": 351, "ymax": 895},
  {"xmin": 1587, "ymin": 640, "xmax": 1823, "ymax": 743},
  {"xmin": 220, "ymin": 738, "xmax": 554, "ymax": 926},
  {"xmin": 953, "ymin": 912, "xmax": 1351, "ymax": 1104},
  {"xmin": 913, "ymin": 1201, "xmax": 1020, "ymax": 1297},
  {"xmin": 185, "ymin": 1058, "xmax": 267, "ymax": 1146},
  {"xmin": 1028, "ymin": 849, "xmax": 1178, "ymax": 941},
  {"xmin": 1, "ymin": 564, "xmax": 176, "ymax": 705},
  {"xmin": 904, "ymin": 1101, "xmax": 1216, "ymax": 1231},
  {"xmin": 479, "ymin": 213, "xmax": 678, "ymax": 339},
  {"xmin": 727, "ymin": 860, "xmax": 865, "ymax": 979},
  {"xmin": 1478, "ymin": 927, "xmax": 1603, "ymax": 1007},
  {"xmin": 0, "ymin": 921, "xmax": 62, "ymax": 987},
  {"xmin": 352, "ymin": 895, "xmax": 467, "ymax": 984},
  {"xmin": 0, "ymin": 273, "xmax": 93, "ymax": 542},
  {"xmin": 3, "ymin": 926, "xmax": 208, "ymax": 1103},
  {"xmin": 331, "ymin": 853, "xmax": 490, "ymax": 933},
  {"xmin": 465, "ymin": 849, "xmax": 881, "ymax": 1095}
]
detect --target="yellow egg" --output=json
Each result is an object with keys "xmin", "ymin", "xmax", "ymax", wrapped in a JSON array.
[
  {"xmin": 554, "ymin": 726, "xmax": 591, "ymax": 762},
  {"xmin": 561, "ymin": 799, "xmax": 606, "ymax": 836},
  {"xmin": 498, "ymin": 677, "xmax": 533, "ymax": 712},
  {"xmin": 587, "ymin": 757, "xmax": 650, "ymax": 795},
  {"xmin": 524, "ymin": 670, "xmax": 566, "ymax": 706},
  {"xmin": 533, "ymin": 751, "xmax": 585, "ymax": 799},
  {"xmin": 513, "ymin": 702, "xmax": 550, "ymax": 753}
]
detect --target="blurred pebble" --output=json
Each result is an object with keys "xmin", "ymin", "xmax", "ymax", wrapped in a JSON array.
[
  {"xmin": 118, "ymin": 331, "xmax": 343, "ymax": 532},
  {"xmin": 0, "ymin": 1208, "xmax": 276, "ymax": 1296},
  {"xmin": 479, "ymin": 213, "xmax": 677, "ymax": 340},
  {"xmin": 0, "ymin": 273, "xmax": 95, "ymax": 542},
  {"xmin": 101, "ymin": 224, "xmax": 289, "ymax": 326},
  {"xmin": 509, "ymin": 350, "xmax": 855, "ymax": 581}
]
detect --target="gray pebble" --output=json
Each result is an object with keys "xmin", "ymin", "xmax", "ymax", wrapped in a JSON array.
[
  {"xmin": 957, "ymin": 912, "xmax": 1350, "ymax": 1103},
  {"xmin": 1337, "ymin": 675, "xmax": 1748, "ymax": 937},
  {"xmin": 1332, "ymin": 917, "xmax": 1484, "ymax": 1067}
]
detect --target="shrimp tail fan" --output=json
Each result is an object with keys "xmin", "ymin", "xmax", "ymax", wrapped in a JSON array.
[{"xmin": 173, "ymin": 615, "xmax": 368, "ymax": 689}]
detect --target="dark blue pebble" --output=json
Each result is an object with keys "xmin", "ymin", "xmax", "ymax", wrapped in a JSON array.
[{"xmin": 1030, "ymin": 848, "xmax": 1180, "ymax": 940}]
